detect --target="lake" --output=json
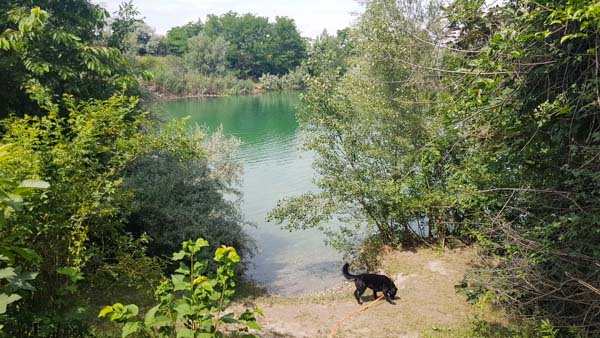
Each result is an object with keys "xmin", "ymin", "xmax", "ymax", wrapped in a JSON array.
[{"xmin": 156, "ymin": 93, "xmax": 342, "ymax": 295}]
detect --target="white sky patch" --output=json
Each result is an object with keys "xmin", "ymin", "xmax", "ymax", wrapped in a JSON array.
[{"xmin": 97, "ymin": 0, "xmax": 364, "ymax": 38}]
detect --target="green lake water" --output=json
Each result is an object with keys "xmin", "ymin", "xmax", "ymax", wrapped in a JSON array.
[{"xmin": 155, "ymin": 93, "xmax": 342, "ymax": 295}]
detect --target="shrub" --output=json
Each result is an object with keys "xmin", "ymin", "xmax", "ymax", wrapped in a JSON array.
[{"xmin": 100, "ymin": 238, "xmax": 263, "ymax": 338}]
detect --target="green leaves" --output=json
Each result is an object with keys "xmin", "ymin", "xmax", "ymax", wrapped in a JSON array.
[
  {"xmin": 57, "ymin": 267, "xmax": 84, "ymax": 283},
  {"xmin": 97, "ymin": 303, "xmax": 138, "ymax": 322},
  {"xmin": 121, "ymin": 322, "xmax": 139, "ymax": 338},
  {"xmin": 0, "ymin": 294, "xmax": 22, "ymax": 315},
  {"xmin": 0, "ymin": 4, "xmax": 140, "ymax": 116},
  {"xmin": 214, "ymin": 245, "xmax": 240, "ymax": 263},
  {"xmin": 100, "ymin": 238, "xmax": 262, "ymax": 337}
]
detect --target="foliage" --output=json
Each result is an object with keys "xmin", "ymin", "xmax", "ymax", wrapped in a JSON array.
[
  {"xmin": 258, "ymin": 63, "xmax": 308, "ymax": 91},
  {"xmin": 269, "ymin": 0, "xmax": 449, "ymax": 254},
  {"xmin": 0, "ymin": 93, "xmax": 212, "ymax": 337},
  {"xmin": 271, "ymin": 0, "xmax": 600, "ymax": 334},
  {"xmin": 124, "ymin": 128, "xmax": 254, "ymax": 262},
  {"xmin": 100, "ymin": 238, "xmax": 263, "ymax": 338},
  {"xmin": 305, "ymin": 28, "xmax": 354, "ymax": 78},
  {"xmin": 166, "ymin": 21, "xmax": 203, "ymax": 56},
  {"xmin": 184, "ymin": 33, "xmax": 230, "ymax": 76},
  {"xmin": 444, "ymin": 0, "xmax": 600, "ymax": 333},
  {"xmin": 204, "ymin": 12, "xmax": 306, "ymax": 78},
  {"xmin": 0, "ymin": 3, "xmax": 138, "ymax": 117},
  {"xmin": 106, "ymin": 0, "xmax": 143, "ymax": 53},
  {"xmin": 0, "ymin": 144, "xmax": 47, "ymax": 332},
  {"xmin": 423, "ymin": 318, "xmax": 562, "ymax": 338},
  {"xmin": 138, "ymin": 55, "xmax": 255, "ymax": 96}
]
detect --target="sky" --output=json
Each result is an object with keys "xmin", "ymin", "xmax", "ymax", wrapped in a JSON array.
[{"xmin": 98, "ymin": 0, "xmax": 364, "ymax": 38}]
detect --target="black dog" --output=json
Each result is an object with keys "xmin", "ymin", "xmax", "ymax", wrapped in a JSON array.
[{"xmin": 342, "ymin": 263, "xmax": 397, "ymax": 305}]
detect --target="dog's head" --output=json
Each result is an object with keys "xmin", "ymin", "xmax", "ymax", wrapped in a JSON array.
[{"xmin": 387, "ymin": 283, "xmax": 398, "ymax": 299}]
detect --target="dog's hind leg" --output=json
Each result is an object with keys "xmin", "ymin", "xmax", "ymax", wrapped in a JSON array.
[{"xmin": 372, "ymin": 290, "xmax": 378, "ymax": 300}]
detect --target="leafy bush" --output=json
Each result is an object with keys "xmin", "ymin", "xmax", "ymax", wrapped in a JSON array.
[
  {"xmin": 124, "ymin": 128, "xmax": 254, "ymax": 262},
  {"xmin": 0, "ymin": 144, "xmax": 48, "ymax": 333},
  {"xmin": 138, "ymin": 55, "xmax": 256, "ymax": 97},
  {"xmin": 100, "ymin": 238, "xmax": 263, "ymax": 338},
  {"xmin": 259, "ymin": 64, "xmax": 308, "ymax": 91}
]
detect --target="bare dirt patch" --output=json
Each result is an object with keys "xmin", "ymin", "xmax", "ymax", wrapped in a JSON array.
[{"xmin": 233, "ymin": 247, "xmax": 478, "ymax": 338}]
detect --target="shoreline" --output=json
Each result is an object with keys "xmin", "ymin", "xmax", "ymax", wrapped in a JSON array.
[{"xmin": 143, "ymin": 85, "xmax": 268, "ymax": 101}]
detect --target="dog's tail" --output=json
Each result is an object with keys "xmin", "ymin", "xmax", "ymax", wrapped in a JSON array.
[{"xmin": 342, "ymin": 263, "xmax": 357, "ymax": 280}]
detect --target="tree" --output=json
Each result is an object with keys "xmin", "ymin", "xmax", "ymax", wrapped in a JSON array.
[
  {"xmin": 0, "ymin": 4, "xmax": 138, "ymax": 117},
  {"xmin": 165, "ymin": 20, "xmax": 203, "ymax": 55},
  {"xmin": 204, "ymin": 12, "xmax": 306, "ymax": 78},
  {"xmin": 106, "ymin": 0, "xmax": 143, "ymax": 53},
  {"xmin": 184, "ymin": 33, "xmax": 229, "ymax": 76},
  {"xmin": 265, "ymin": 16, "xmax": 307, "ymax": 75},
  {"xmin": 124, "ymin": 129, "xmax": 253, "ymax": 262},
  {"xmin": 269, "ymin": 0, "xmax": 448, "ymax": 253},
  {"xmin": 306, "ymin": 28, "xmax": 354, "ymax": 77}
]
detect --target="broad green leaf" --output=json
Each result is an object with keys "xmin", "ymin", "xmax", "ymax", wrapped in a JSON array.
[
  {"xmin": 150, "ymin": 315, "xmax": 171, "ymax": 327},
  {"xmin": 175, "ymin": 262, "xmax": 190, "ymax": 274},
  {"xmin": 200, "ymin": 281, "xmax": 213, "ymax": 292},
  {"xmin": 143, "ymin": 305, "xmax": 159, "ymax": 326},
  {"xmin": 56, "ymin": 267, "xmax": 84, "ymax": 282},
  {"xmin": 125, "ymin": 304, "xmax": 139, "ymax": 317},
  {"xmin": 172, "ymin": 250, "xmax": 186, "ymax": 261},
  {"xmin": 171, "ymin": 274, "xmax": 188, "ymax": 291},
  {"xmin": 9, "ymin": 270, "xmax": 38, "ymax": 291},
  {"xmin": 192, "ymin": 275, "xmax": 207, "ymax": 286},
  {"xmin": 0, "ymin": 293, "xmax": 22, "ymax": 314},
  {"xmin": 122, "ymin": 322, "xmax": 139, "ymax": 338},
  {"xmin": 98, "ymin": 306, "xmax": 113, "ymax": 318},
  {"xmin": 0, "ymin": 267, "xmax": 16, "ymax": 280},
  {"xmin": 245, "ymin": 321, "xmax": 261, "ymax": 330},
  {"xmin": 191, "ymin": 238, "xmax": 209, "ymax": 252},
  {"xmin": 214, "ymin": 246, "xmax": 239, "ymax": 263},
  {"xmin": 10, "ymin": 247, "xmax": 40, "ymax": 262},
  {"xmin": 176, "ymin": 328, "xmax": 195, "ymax": 338},
  {"xmin": 219, "ymin": 312, "xmax": 238, "ymax": 324},
  {"xmin": 173, "ymin": 300, "xmax": 193, "ymax": 316}
]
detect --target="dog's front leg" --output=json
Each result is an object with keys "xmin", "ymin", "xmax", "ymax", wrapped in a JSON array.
[{"xmin": 383, "ymin": 292, "xmax": 396, "ymax": 305}]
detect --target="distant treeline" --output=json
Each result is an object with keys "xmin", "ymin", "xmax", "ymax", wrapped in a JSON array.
[
  {"xmin": 120, "ymin": 11, "xmax": 309, "ymax": 96},
  {"xmin": 126, "ymin": 12, "xmax": 306, "ymax": 77}
]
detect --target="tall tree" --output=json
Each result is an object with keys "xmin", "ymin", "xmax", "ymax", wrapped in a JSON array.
[
  {"xmin": 106, "ymin": 0, "xmax": 143, "ymax": 53},
  {"xmin": 270, "ymin": 0, "xmax": 447, "ymax": 252},
  {"xmin": 165, "ymin": 20, "xmax": 203, "ymax": 55},
  {"xmin": 0, "ymin": 2, "xmax": 137, "ymax": 117},
  {"xmin": 204, "ymin": 12, "xmax": 306, "ymax": 78},
  {"xmin": 266, "ymin": 16, "xmax": 306, "ymax": 75},
  {"xmin": 184, "ymin": 33, "xmax": 229, "ymax": 76}
]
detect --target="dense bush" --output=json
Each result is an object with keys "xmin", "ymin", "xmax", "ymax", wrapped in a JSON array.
[
  {"xmin": 124, "ymin": 129, "xmax": 253, "ymax": 262},
  {"xmin": 258, "ymin": 64, "xmax": 308, "ymax": 91},
  {"xmin": 138, "ymin": 55, "xmax": 255, "ymax": 97}
]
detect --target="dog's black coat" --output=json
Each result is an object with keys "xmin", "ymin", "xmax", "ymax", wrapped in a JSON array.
[{"xmin": 342, "ymin": 263, "xmax": 397, "ymax": 305}]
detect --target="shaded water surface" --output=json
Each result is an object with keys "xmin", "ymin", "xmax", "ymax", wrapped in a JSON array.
[{"xmin": 156, "ymin": 93, "xmax": 342, "ymax": 295}]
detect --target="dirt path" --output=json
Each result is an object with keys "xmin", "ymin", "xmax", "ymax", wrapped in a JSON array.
[{"xmin": 234, "ymin": 247, "xmax": 477, "ymax": 338}]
